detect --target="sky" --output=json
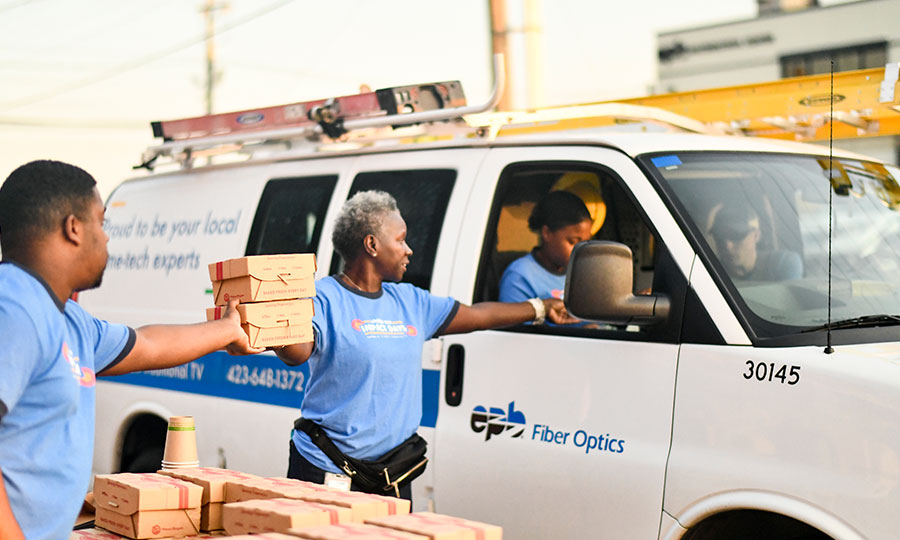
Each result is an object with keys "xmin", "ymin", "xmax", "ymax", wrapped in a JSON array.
[{"xmin": 0, "ymin": 0, "xmax": 823, "ymax": 197}]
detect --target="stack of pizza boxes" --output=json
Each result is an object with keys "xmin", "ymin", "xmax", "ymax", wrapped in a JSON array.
[
  {"xmin": 157, "ymin": 467, "xmax": 261, "ymax": 533},
  {"xmin": 206, "ymin": 254, "xmax": 317, "ymax": 348},
  {"xmin": 219, "ymin": 476, "xmax": 412, "ymax": 536},
  {"xmin": 85, "ymin": 470, "xmax": 503, "ymax": 539},
  {"xmin": 91, "ymin": 473, "xmax": 204, "ymax": 539}
]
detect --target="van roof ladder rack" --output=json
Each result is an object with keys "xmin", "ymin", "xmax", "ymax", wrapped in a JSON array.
[{"xmin": 137, "ymin": 55, "xmax": 506, "ymax": 170}]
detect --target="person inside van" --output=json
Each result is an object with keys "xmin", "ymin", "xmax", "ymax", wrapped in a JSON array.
[
  {"xmin": 498, "ymin": 190, "xmax": 593, "ymax": 303},
  {"xmin": 0, "ymin": 160, "xmax": 261, "ymax": 540},
  {"xmin": 274, "ymin": 190, "xmax": 576, "ymax": 501},
  {"xmin": 709, "ymin": 203, "xmax": 803, "ymax": 281}
]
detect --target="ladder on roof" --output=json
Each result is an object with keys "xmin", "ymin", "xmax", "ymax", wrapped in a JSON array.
[
  {"xmin": 137, "ymin": 58, "xmax": 900, "ymax": 171},
  {"xmin": 137, "ymin": 54, "xmax": 714, "ymax": 171},
  {"xmin": 137, "ymin": 55, "xmax": 506, "ymax": 170},
  {"xmin": 616, "ymin": 62, "xmax": 900, "ymax": 142}
]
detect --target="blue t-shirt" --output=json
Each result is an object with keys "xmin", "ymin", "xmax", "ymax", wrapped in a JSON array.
[
  {"xmin": 0, "ymin": 262, "xmax": 135, "ymax": 540},
  {"xmin": 292, "ymin": 276, "xmax": 458, "ymax": 473},
  {"xmin": 498, "ymin": 252, "xmax": 566, "ymax": 303}
]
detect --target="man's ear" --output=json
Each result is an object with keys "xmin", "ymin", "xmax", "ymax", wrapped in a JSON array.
[{"xmin": 63, "ymin": 214, "xmax": 83, "ymax": 246}]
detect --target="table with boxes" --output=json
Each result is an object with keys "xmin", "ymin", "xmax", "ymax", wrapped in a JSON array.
[
  {"xmin": 78, "ymin": 468, "xmax": 501, "ymax": 540},
  {"xmin": 206, "ymin": 254, "xmax": 317, "ymax": 348}
]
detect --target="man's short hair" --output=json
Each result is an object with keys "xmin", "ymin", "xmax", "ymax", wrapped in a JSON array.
[{"xmin": 0, "ymin": 160, "xmax": 97, "ymax": 252}]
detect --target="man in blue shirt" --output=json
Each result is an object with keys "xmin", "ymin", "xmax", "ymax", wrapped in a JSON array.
[{"xmin": 0, "ymin": 160, "xmax": 260, "ymax": 540}]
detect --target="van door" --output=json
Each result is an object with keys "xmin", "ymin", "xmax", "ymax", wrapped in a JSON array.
[
  {"xmin": 329, "ymin": 148, "xmax": 489, "ymax": 511},
  {"xmin": 433, "ymin": 146, "xmax": 700, "ymax": 539}
]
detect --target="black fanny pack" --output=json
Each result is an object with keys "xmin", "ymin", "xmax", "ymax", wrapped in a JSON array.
[{"xmin": 294, "ymin": 417, "xmax": 428, "ymax": 497}]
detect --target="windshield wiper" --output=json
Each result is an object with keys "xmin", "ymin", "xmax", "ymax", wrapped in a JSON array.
[{"xmin": 801, "ymin": 314, "xmax": 900, "ymax": 333}]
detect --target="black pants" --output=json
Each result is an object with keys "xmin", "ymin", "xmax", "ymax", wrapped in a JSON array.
[{"xmin": 287, "ymin": 441, "xmax": 413, "ymax": 504}]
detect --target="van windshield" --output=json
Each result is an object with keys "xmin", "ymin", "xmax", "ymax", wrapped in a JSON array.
[{"xmin": 644, "ymin": 152, "xmax": 900, "ymax": 335}]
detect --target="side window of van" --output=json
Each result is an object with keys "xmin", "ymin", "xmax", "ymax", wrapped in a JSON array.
[
  {"xmin": 245, "ymin": 175, "xmax": 337, "ymax": 256},
  {"xmin": 476, "ymin": 162, "xmax": 658, "ymax": 334},
  {"xmin": 329, "ymin": 169, "xmax": 456, "ymax": 291}
]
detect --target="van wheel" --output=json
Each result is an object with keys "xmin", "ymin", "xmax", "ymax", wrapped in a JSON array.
[
  {"xmin": 684, "ymin": 510, "xmax": 832, "ymax": 540},
  {"xmin": 119, "ymin": 414, "xmax": 167, "ymax": 472},
  {"xmin": 123, "ymin": 445, "xmax": 164, "ymax": 473}
]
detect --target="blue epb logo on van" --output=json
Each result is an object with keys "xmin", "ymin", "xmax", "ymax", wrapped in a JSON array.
[
  {"xmin": 470, "ymin": 401, "xmax": 526, "ymax": 441},
  {"xmin": 470, "ymin": 401, "xmax": 627, "ymax": 455}
]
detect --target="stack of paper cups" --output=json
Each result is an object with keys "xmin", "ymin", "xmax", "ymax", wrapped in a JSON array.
[{"xmin": 161, "ymin": 415, "xmax": 200, "ymax": 469}]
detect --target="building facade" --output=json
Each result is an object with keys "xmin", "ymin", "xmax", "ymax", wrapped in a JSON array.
[{"xmin": 655, "ymin": 0, "xmax": 900, "ymax": 164}]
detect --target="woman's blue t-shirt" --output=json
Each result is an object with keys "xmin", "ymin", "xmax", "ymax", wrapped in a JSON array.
[
  {"xmin": 292, "ymin": 276, "xmax": 458, "ymax": 472},
  {"xmin": 498, "ymin": 252, "xmax": 566, "ymax": 303}
]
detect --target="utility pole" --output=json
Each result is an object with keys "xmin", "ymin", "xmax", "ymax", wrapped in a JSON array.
[
  {"xmin": 201, "ymin": 0, "xmax": 228, "ymax": 115},
  {"xmin": 523, "ymin": 0, "xmax": 544, "ymax": 109},
  {"xmin": 489, "ymin": 0, "xmax": 512, "ymax": 111},
  {"xmin": 489, "ymin": 0, "xmax": 544, "ymax": 111}
]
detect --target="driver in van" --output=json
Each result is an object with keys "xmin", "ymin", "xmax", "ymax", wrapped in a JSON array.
[
  {"xmin": 499, "ymin": 190, "xmax": 593, "ymax": 303},
  {"xmin": 0, "ymin": 160, "xmax": 261, "ymax": 540},
  {"xmin": 274, "ymin": 190, "xmax": 576, "ymax": 501},
  {"xmin": 710, "ymin": 203, "xmax": 803, "ymax": 281}
]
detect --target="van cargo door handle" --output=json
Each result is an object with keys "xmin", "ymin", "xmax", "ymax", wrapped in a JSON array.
[{"xmin": 445, "ymin": 344, "xmax": 465, "ymax": 407}]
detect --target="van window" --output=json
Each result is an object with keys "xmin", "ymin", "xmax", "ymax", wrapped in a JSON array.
[
  {"xmin": 476, "ymin": 162, "xmax": 658, "ymax": 334},
  {"xmin": 644, "ymin": 151, "xmax": 900, "ymax": 338},
  {"xmin": 245, "ymin": 175, "xmax": 337, "ymax": 256},
  {"xmin": 330, "ymin": 169, "xmax": 456, "ymax": 291}
]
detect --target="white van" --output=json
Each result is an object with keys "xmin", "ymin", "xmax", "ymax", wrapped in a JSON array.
[{"xmin": 81, "ymin": 77, "xmax": 900, "ymax": 540}]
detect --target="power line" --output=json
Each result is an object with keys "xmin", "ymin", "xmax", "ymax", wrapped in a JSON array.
[
  {"xmin": 0, "ymin": 0, "xmax": 296, "ymax": 113},
  {"xmin": 0, "ymin": 0, "xmax": 51, "ymax": 15},
  {"xmin": 0, "ymin": 116, "xmax": 145, "ymax": 129}
]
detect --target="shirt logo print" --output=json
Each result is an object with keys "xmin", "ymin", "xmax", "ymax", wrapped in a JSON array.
[
  {"xmin": 62, "ymin": 342, "xmax": 96, "ymax": 387},
  {"xmin": 351, "ymin": 318, "xmax": 417, "ymax": 338}
]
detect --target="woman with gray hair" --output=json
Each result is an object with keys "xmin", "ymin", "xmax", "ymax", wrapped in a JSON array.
[{"xmin": 275, "ymin": 190, "xmax": 573, "ymax": 502}]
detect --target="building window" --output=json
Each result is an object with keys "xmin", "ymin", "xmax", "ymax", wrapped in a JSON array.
[{"xmin": 780, "ymin": 41, "xmax": 887, "ymax": 78}]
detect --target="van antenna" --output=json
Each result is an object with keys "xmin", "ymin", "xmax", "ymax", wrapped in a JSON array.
[{"xmin": 825, "ymin": 60, "xmax": 835, "ymax": 355}]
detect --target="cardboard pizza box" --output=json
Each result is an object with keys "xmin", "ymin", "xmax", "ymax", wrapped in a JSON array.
[
  {"xmin": 201, "ymin": 502, "xmax": 223, "ymax": 532},
  {"xmin": 69, "ymin": 528, "xmax": 124, "ymax": 540},
  {"xmin": 214, "ymin": 534, "xmax": 298, "ymax": 540},
  {"xmin": 209, "ymin": 254, "xmax": 317, "ymax": 305},
  {"xmin": 222, "ymin": 497, "xmax": 350, "ymax": 535},
  {"xmin": 287, "ymin": 523, "xmax": 430, "ymax": 539},
  {"xmin": 94, "ymin": 507, "xmax": 200, "ymax": 539},
  {"xmin": 205, "ymin": 299, "xmax": 314, "ymax": 348},
  {"xmin": 364, "ymin": 512, "xmax": 502, "ymax": 540},
  {"xmin": 157, "ymin": 467, "xmax": 262, "ymax": 505},
  {"xmin": 208, "ymin": 254, "xmax": 317, "ymax": 283},
  {"xmin": 225, "ymin": 477, "xmax": 334, "ymax": 503},
  {"xmin": 291, "ymin": 490, "xmax": 403, "ymax": 523},
  {"xmin": 93, "ymin": 473, "xmax": 202, "ymax": 515}
]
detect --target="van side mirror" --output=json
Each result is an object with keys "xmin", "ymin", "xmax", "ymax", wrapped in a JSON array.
[{"xmin": 564, "ymin": 241, "xmax": 670, "ymax": 325}]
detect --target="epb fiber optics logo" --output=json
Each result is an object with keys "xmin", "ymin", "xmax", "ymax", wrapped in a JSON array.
[
  {"xmin": 470, "ymin": 401, "xmax": 626, "ymax": 455},
  {"xmin": 470, "ymin": 401, "xmax": 526, "ymax": 440}
]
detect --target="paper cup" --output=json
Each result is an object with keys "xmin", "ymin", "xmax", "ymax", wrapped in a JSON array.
[
  {"xmin": 161, "ymin": 416, "xmax": 198, "ymax": 469},
  {"xmin": 160, "ymin": 460, "xmax": 200, "ymax": 469}
]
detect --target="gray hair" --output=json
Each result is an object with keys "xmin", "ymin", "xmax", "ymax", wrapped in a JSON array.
[{"xmin": 332, "ymin": 190, "xmax": 399, "ymax": 261}]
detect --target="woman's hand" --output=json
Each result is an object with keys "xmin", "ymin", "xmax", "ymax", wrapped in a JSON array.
[{"xmin": 543, "ymin": 298, "xmax": 581, "ymax": 325}]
